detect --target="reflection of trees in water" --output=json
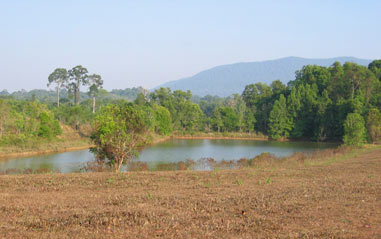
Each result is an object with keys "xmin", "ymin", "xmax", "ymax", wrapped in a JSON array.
[
  {"xmin": 127, "ymin": 158, "xmax": 238, "ymax": 172},
  {"xmin": 3, "ymin": 146, "xmax": 343, "ymax": 174},
  {"xmin": 82, "ymin": 157, "xmax": 242, "ymax": 172}
]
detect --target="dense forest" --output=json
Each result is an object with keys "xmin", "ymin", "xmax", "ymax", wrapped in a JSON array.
[
  {"xmin": 1, "ymin": 61, "xmax": 381, "ymax": 153},
  {"xmin": 147, "ymin": 60, "xmax": 381, "ymax": 145}
]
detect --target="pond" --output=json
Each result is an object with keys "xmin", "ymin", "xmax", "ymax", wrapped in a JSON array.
[{"xmin": 0, "ymin": 139, "xmax": 338, "ymax": 173}]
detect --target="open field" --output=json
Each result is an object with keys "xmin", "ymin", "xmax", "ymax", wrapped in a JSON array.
[{"xmin": 1, "ymin": 147, "xmax": 381, "ymax": 238}]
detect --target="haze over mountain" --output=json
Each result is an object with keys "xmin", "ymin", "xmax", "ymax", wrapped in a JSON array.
[{"xmin": 156, "ymin": 57, "xmax": 372, "ymax": 97}]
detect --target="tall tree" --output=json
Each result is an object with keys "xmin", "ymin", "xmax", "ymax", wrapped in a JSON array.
[
  {"xmin": 149, "ymin": 88, "xmax": 175, "ymax": 117},
  {"xmin": 68, "ymin": 65, "xmax": 89, "ymax": 105},
  {"xmin": 242, "ymin": 84, "xmax": 259, "ymax": 109},
  {"xmin": 87, "ymin": 74, "xmax": 103, "ymax": 113},
  {"xmin": 135, "ymin": 92, "xmax": 147, "ymax": 106},
  {"xmin": 368, "ymin": 60, "xmax": 381, "ymax": 81},
  {"xmin": 268, "ymin": 94, "xmax": 292, "ymax": 139},
  {"xmin": 153, "ymin": 104, "xmax": 172, "ymax": 135},
  {"xmin": 182, "ymin": 103, "xmax": 204, "ymax": 132},
  {"xmin": 0, "ymin": 100, "xmax": 11, "ymax": 137},
  {"xmin": 271, "ymin": 79, "xmax": 287, "ymax": 98},
  {"xmin": 343, "ymin": 113, "xmax": 367, "ymax": 146},
  {"xmin": 367, "ymin": 108, "xmax": 381, "ymax": 143},
  {"xmin": 211, "ymin": 106, "xmax": 239, "ymax": 132},
  {"xmin": 47, "ymin": 68, "xmax": 68, "ymax": 107},
  {"xmin": 291, "ymin": 65, "xmax": 330, "ymax": 94}
]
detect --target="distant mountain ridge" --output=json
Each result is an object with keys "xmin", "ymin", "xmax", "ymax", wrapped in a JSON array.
[{"xmin": 156, "ymin": 57, "xmax": 372, "ymax": 97}]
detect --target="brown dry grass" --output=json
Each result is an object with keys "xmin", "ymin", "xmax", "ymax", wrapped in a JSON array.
[{"xmin": 1, "ymin": 147, "xmax": 381, "ymax": 238}]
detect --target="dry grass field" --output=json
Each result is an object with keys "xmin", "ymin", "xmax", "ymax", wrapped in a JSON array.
[{"xmin": 1, "ymin": 147, "xmax": 381, "ymax": 238}]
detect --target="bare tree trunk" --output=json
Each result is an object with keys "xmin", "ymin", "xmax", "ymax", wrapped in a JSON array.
[
  {"xmin": 92, "ymin": 96, "xmax": 96, "ymax": 113},
  {"xmin": 75, "ymin": 82, "xmax": 80, "ymax": 105},
  {"xmin": 57, "ymin": 87, "xmax": 60, "ymax": 107},
  {"xmin": 73, "ymin": 88, "xmax": 77, "ymax": 105},
  {"xmin": 115, "ymin": 158, "xmax": 123, "ymax": 172}
]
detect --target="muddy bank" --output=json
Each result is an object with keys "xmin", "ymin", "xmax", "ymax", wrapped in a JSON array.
[
  {"xmin": 0, "ymin": 135, "xmax": 169, "ymax": 161},
  {"xmin": 0, "ymin": 145, "xmax": 93, "ymax": 160}
]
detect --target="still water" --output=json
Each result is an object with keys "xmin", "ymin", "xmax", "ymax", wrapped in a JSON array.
[{"xmin": 0, "ymin": 139, "xmax": 338, "ymax": 173}]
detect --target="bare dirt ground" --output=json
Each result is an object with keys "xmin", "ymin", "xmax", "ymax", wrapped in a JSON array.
[{"xmin": 1, "ymin": 147, "xmax": 381, "ymax": 238}]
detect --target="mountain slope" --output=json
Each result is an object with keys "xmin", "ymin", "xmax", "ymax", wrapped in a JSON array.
[{"xmin": 156, "ymin": 57, "xmax": 372, "ymax": 97}]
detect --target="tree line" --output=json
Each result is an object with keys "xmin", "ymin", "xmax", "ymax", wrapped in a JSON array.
[
  {"xmin": 130, "ymin": 60, "xmax": 381, "ymax": 146},
  {"xmin": 0, "ymin": 99, "xmax": 61, "ymax": 146},
  {"xmin": 48, "ymin": 65, "xmax": 103, "ymax": 112},
  {"xmin": 91, "ymin": 59, "xmax": 381, "ymax": 171},
  {"xmin": 0, "ymin": 87, "xmax": 145, "ymax": 104},
  {"xmin": 1, "ymin": 60, "xmax": 381, "ymax": 171}
]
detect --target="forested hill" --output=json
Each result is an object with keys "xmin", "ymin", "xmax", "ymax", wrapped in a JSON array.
[{"xmin": 156, "ymin": 57, "xmax": 372, "ymax": 97}]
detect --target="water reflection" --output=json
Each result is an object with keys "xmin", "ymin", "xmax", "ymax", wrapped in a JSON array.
[{"xmin": 0, "ymin": 139, "xmax": 338, "ymax": 174}]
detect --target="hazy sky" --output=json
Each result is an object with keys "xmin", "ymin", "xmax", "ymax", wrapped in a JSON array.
[{"xmin": 1, "ymin": 0, "xmax": 380, "ymax": 92}]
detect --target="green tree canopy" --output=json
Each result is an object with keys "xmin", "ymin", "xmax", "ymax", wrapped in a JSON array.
[
  {"xmin": 269, "ymin": 94, "xmax": 292, "ymax": 139},
  {"xmin": 68, "ymin": 65, "xmax": 89, "ymax": 105},
  {"xmin": 211, "ymin": 106, "xmax": 239, "ymax": 132},
  {"xmin": 47, "ymin": 68, "xmax": 68, "ymax": 107},
  {"xmin": 91, "ymin": 104, "xmax": 150, "ymax": 172},
  {"xmin": 153, "ymin": 104, "xmax": 172, "ymax": 135},
  {"xmin": 343, "ymin": 113, "xmax": 367, "ymax": 146},
  {"xmin": 367, "ymin": 108, "xmax": 381, "ymax": 143},
  {"xmin": 87, "ymin": 74, "xmax": 103, "ymax": 113},
  {"xmin": 368, "ymin": 60, "xmax": 381, "ymax": 81}
]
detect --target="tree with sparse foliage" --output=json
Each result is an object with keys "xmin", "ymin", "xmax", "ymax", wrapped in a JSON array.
[
  {"xmin": 68, "ymin": 65, "xmax": 89, "ymax": 105},
  {"xmin": 87, "ymin": 74, "xmax": 103, "ymax": 113},
  {"xmin": 47, "ymin": 68, "xmax": 68, "ymax": 107}
]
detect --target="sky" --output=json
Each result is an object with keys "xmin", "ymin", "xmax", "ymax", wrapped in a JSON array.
[{"xmin": 1, "ymin": 0, "xmax": 380, "ymax": 92}]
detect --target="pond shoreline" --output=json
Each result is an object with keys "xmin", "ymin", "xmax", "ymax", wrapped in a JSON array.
[
  {"xmin": 172, "ymin": 135, "xmax": 270, "ymax": 141},
  {"xmin": 0, "ymin": 145, "xmax": 94, "ymax": 161},
  {"xmin": 0, "ymin": 135, "xmax": 171, "ymax": 161},
  {"xmin": 171, "ymin": 135, "xmax": 340, "ymax": 144},
  {"xmin": 0, "ymin": 134, "xmax": 339, "ymax": 161}
]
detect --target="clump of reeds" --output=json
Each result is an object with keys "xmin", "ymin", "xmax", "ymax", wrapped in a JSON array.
[
  {"xmin": 127, "ymin": 162, "xmax": 149, "ymax": 171},
  {"xmin": 81, "ymin": 159, "xmax": 112, "ymax": 172},
  {"xmin": 0, "ymin": 167, "xmax": 60, "ymax": 175}
]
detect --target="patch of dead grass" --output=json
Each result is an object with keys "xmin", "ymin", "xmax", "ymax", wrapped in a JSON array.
[{"xmin": 1, "ymin": 147, "xmax": 381, "ymax": 238}]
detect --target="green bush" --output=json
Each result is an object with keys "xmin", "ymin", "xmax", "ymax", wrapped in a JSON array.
[
  {"xmin": 343, "ymin": 113, "xmax": 367, "ymax": 146},
  {"xmin": 153, "ymin": 104, "xmax": 172, "ymax": 135},
  {"xmin": 38, "ymin": 111, "xmax": 62, "ymax": 139}
]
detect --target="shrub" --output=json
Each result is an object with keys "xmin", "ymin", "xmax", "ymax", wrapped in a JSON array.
[
  {"xmin": 38, "ymin": 111, "xmax": 62, "ymax": 139},
  {"xmin": 343, "ymin": 113, "xmax": 367, "ymax": 146}
]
